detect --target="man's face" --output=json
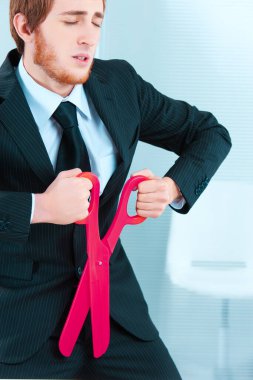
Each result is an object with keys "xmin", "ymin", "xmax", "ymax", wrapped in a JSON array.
[{"xmin": 30, "ymin": 0, "xmax": 103, "ymax": 88}]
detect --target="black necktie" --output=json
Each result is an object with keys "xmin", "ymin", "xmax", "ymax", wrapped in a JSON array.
[
  {"xmin": 52, "ymin": 101, "xmax": 90, "ymax": 278},
  {"xmin": 53, "ymin": 101, "xmax": 91, "ymax": 174}
]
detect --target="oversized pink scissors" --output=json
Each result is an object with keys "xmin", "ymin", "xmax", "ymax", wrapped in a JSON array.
[{"xmin": 59, "ymin": 173, "xmax": 148, "ymax": 358}]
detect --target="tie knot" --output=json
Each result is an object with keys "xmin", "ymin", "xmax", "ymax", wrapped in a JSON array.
[{"xmin": 53, "ymin": 101, "xmax": 78, "ymax": 130}]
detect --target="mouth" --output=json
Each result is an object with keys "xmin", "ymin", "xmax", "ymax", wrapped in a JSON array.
[{"xmin": 72, "ymin": 54, "xmax": 90, "ymax": 63}]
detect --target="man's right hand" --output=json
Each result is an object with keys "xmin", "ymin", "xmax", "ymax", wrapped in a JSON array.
[{"xmin": 32, "ymin": 169, "xmax": 93, "ymax": 224}]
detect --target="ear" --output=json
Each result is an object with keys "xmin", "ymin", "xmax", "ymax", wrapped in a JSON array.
[{"xmin": 12, "ymin": 13, "xmax": 34, "ymax": 46}]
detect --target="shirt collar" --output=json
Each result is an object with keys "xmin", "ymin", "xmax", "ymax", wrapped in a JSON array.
[
  {"xmin": 16, "ymin": 57, "xmax": 91, "ymax": 131},
  {"xmin": 63, "ymin": 83, "xmax": 92, "ymax": 121}
]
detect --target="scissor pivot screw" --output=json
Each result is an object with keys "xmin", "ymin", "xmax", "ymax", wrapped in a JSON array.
[{"xmin": 97, "ymin": 261, "xmax": 103, "ymax": 266}]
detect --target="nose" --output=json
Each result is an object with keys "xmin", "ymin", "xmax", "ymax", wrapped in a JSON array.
[{"xmin": 77, "ymin": 25, "xmax": 99, "ymax": 47}]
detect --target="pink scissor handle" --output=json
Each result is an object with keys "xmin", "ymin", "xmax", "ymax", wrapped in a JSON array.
[
  {"xmin": 104, "ymin": 175, "xmax": 148, "ymax": 253},
  {"xmin": 75, "ymin": 172, "xmax": 101, "ymax": 261},
  {"xmin": 75, "ymin": 172, "xmax": 100, "ymax": 225}
]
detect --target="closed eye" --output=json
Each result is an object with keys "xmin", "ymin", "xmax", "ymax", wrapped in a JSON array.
[
  {"xmin": 63, "ymin": 21, "xmax": 78, "ymax": 25},
  {"xmin": 93, "ymin": 22, "xmax": 102, "ymax": 28}
]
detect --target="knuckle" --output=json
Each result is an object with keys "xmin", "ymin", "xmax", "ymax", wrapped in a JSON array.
[
  {"xmin": 137, "ymin": 193, "xmax": 143, "ymax": 201},
  {"xmin": 57, "ymin": 171, "xmax": 64, "ymax": 178},
  {"xmin": 138, "ymin": 183, "xmax": 146, "ymax": 193},
  {"xmin": 159, "ymin": 183, "xmax": 167, "ymax": 191},
  {"xmin": 145, "ymin": 169, "xmax": 153, "ymax": 176},
  {"xmin": 72, "ymin": 177, "xmax": 82, "ymax": 187},
  {"xmin": 80, "ymin": 182, "xmax": 90, "ymax": 194},
  {"xmin": 81, "ymin": 210, "xmax": 89, "ymax": 219},
  {"xmin": 137, "ymin": 209, "xmax": 145, "ymax": 217},
  {"xmin": 137, "ymin": 183, "xmax": 142, "ymax": 192},
  {"xmin": 83, "ymin": 178, "xmax": 93, "ymax": 189},
  {"xmin": 137, "ymin": 202, "xmax": 146, "ymax": 210},
  {"xmin": 161, "ymin": 194, "xmax": 168, "ymax": 203}
]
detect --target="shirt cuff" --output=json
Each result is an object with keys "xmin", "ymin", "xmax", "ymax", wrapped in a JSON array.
[
  {"xmin": 170, "ymin": 196, "xmax": 186, "ymax": 210},
  {"xmin": 30, "ymin": 193, "xmax": 35, "ymax": 223}
]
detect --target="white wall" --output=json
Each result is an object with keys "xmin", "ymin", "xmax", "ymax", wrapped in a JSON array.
[
  {"xmin": 0, "ymin": 0, "xmax": 15, "ymax": 64},
  {"xmin": 101, "ymin": 1, "xmax": 253, "ymax": 379}
]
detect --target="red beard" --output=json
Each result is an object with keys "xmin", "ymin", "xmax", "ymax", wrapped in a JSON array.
[{"xmin": 33, "ymin": 29, "xmax": 93, "ymax": 85}]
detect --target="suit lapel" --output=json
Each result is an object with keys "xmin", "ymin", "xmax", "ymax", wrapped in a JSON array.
[
  {"xmin": 0, "ymin": 51, "xmax": 55, "ymax": 187},
  {"xmin": 85, "ymin": 63, "xmax": 129, "ymax": 163},
  {"xmin": 85, "ymin": 63, "xmax": 131, "ymax": 206},
  {"xmin": 0, "ymin": 85, "xmax": 55, "ymax": 187}
]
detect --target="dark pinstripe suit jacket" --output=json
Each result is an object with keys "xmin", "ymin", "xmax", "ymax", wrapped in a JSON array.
[{"xmin": 0, "ymin": 49, "xmax": 231, "ymax": 364}]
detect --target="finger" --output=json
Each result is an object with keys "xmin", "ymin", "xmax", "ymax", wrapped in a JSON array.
[
  {"xmin": 137, "ymin": 191, "xmax": 168, "ymax": 203},
  {"xmin": 136, "ymin": 201, "xmax": 165, "ymax": 212},
  {"xmin": 58, "ymin": 168, "xmax": 82, "ymax": 178},
  {"xmin": 137, "ymin": 193, "xmax": 155, "ymax": 203},
  {"xmin": 79, "ymin": 177, "xmax": 93, "ymax": 190},
  {"xmin": 136, "ymin": 208, "xmax": 165, "ymax": 219},
  {"xmin": 131, "ymin": 168, "xmax": 155, "ymax": 179},
  {"xmin": 137, "ymin": 179, "xmax": 165, "ymax": 193}
]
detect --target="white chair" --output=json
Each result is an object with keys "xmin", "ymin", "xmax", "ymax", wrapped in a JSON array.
[{"xmin": 166, "ymin": 180, "xmax": 253, "ymax": 379}]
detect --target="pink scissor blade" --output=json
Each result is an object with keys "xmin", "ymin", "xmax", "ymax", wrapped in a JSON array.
[
  {"xmin": 87, "ymin": 230, "xmax": 110, "ymax": 358},
  {"xmin": 59, "ymin": 242, "xmax": 110, "ymax": 359},
  {"xmin": 59, "ymin": 264, "xmax": 90, "ymax": 357}
]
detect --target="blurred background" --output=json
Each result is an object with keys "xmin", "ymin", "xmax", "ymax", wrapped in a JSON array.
[{"xmin": 1, "ymin": 0, "xmax": 253, "ymax": 379}]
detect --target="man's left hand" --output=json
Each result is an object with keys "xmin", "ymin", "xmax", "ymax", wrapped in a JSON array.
[{"xmin": 131, "ymin": 169, "xmax": 182, "ymax": 218}]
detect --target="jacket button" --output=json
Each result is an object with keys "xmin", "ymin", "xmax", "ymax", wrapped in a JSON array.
[{"xmin": 77, "ymin": 266, "xmax": 83, "ymax": 278}]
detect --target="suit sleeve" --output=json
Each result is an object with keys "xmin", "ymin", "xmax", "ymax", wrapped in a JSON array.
[
  {"xmin": 0, "ymin": 191, "xmax": 32, "ymax": 243},
  {"xmin": 125, "ymin": 61, "xmax": 232, "ymax": 213}
]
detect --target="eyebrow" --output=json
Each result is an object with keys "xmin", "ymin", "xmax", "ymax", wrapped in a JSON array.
[{"xmin": 59, "ymin": 11, "xmax": 104, "ymax": 19}]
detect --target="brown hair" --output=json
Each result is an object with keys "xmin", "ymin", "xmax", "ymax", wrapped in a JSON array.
[{"xmin": 10, "ymin": 0, "xmax": 106, "ymax": 54}]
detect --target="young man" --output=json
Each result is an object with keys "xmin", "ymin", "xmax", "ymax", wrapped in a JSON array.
[{"xmin": 0, "ymin": 0, "xmax": 231, "ymax": 378}]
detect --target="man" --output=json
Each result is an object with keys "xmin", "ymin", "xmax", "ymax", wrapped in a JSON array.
[{"xmin": 0, "ymin": 0, "xmax": 231, "ymax": 378}]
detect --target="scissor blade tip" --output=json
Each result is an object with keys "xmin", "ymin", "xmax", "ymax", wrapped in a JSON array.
[
  {"xmin": 58, "ymin": 343, "xmax": 73, "ymax": 358},
  {"xmin": 94, "ymin": 343, "xmax": 110, "ymax": 358}
]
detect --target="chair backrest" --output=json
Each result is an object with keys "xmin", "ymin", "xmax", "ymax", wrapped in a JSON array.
[{"xmin": 166, "ymin": 180, "xmax": 253, "ymax": 298}]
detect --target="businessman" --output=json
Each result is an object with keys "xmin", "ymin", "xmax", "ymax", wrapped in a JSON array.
[{"xmin": 0, "ymin": 0, "xmax": 231, "ymax": 378}]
